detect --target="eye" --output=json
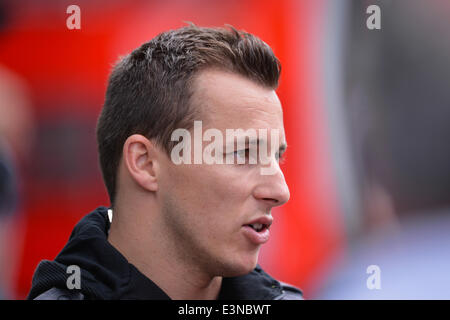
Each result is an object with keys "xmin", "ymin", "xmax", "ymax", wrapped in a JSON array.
[
  {"xmin": 234, "ymin": 149, "xmax": 249, "ymax": 164},
  {"xmin": 276, "ymin": 152, "xmax": 286, "ymax": 164}
]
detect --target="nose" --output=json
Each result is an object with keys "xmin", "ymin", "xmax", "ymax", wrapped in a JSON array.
[{"xmin": 253, "ymin": 161, "xmax": 290, "ymax": 208}]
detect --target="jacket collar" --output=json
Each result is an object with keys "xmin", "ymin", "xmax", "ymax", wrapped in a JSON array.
[{"xmin": 30, "ymin": 206, "xmax": 284, "ymax": 300}]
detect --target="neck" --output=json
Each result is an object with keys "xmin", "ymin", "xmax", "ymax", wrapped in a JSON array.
[{"xmin": 107, "ymin": 203, "xmax": 222, "ymax": 300}]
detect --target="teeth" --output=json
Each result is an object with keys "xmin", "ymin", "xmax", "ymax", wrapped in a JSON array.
[{"xmin": 251, "ymin": 223, "xmax": 263, "ymax": 231}]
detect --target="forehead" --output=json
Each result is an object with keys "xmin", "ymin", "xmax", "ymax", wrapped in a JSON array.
[{"xmin": 191, "ymin": 69, "xmax": 284, "ymax": 131}]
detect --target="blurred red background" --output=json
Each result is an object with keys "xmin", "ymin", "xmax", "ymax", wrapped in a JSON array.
[{"xmin": 0, "ymin": 0, "xmax": 344, "ymax": 299}]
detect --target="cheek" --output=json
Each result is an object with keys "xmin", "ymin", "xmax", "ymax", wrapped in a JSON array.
[
  {"xmin": 161, "ymin": 161, "xmax": 256, "ymax": 233},
  {"xmin": 170, "ymin": 164, "xmax": 249, "ymax": 202},
  {"xmin": 192, "ymin": 165, "xmax": 254, "ymax": 211}
]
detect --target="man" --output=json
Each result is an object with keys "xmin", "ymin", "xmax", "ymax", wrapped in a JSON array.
[{"xmin": 28, "ymin": 25, "xmax": 303, "ymax": 300}]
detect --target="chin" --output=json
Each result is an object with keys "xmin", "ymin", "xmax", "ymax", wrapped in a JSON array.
[{"xmin": 219, "ymin": 253, "xmax": 259, "ymax": 277}]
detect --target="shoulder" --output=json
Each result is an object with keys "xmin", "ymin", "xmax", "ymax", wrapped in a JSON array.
[
  {"xmin": 34, "ymin": 287, "xmax": 85, "ymax": 300},
  {"xmin": 274, "ymin": 281, "xmax": 304, "ymax": 300}
]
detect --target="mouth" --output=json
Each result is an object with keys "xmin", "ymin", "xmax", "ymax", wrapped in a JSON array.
[
  {"xmin": 242, "ymin": 216, "xmax": 273, "ymax": 245},
  {"xmin": 244, "ymin": 222, "xmax": 270, "ymax": 232}
]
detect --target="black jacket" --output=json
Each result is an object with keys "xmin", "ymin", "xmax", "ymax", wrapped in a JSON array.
[{"xmin": 27, "ymin": 207, "xmax": 303, "ymax": 300}]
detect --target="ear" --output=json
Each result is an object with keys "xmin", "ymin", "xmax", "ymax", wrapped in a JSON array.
[{"xmin": 123, "ymin": 134, "xmax": 159, "ymax": 192}]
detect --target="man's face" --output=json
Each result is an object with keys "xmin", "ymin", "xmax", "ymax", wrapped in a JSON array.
[{"xmin": 157, "ymin": 69, "xmax": 290, "ymax": 277}]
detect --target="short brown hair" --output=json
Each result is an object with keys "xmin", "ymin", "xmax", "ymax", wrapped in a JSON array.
[{"xmin": 96, "ymin": 24, "xmax": 281, "ymax": 205}]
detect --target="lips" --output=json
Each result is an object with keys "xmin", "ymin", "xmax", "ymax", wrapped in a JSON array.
[{"xmin": 242, "ymin": 216, "xmax": 273, "ymax": 245}]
